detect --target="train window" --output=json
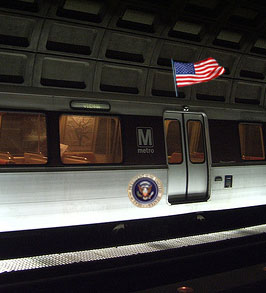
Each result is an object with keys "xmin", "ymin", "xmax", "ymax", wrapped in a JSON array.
[
  {"xmin": 59, "ymin": 115, "xmax": 122, "ymax": 164},
  {"xmin": 0, "ymin": 112, "xmax": 47, "ymax": 165},
  {"xmin": 209, "ymin": 119, "xmax": 240, "ymax": 164},
  {"xmin": 164, "ymin": 119, "xmax": 182, "ymax": 164},
  {"xmin": 187, "ymin": 120, "xmax": 205, "ymax": 163},
  {"xmin": 239, "ymin": 123, "xmax": 265, "ymax": 160}
]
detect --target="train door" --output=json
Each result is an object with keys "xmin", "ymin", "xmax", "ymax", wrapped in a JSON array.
[{"xmin": 164, "ymin": 111, "xmax": 208, "ymax": 204}]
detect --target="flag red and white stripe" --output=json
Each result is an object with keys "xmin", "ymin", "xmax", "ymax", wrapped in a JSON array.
[{"xmin": 173, "ymin": 57, "xmax": 225, "ymax": 88}]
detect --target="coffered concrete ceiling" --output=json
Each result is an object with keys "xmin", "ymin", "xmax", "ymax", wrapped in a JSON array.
[{"xmin": 0, "ymin": 0, "xmax": 266, "ymax": 107}]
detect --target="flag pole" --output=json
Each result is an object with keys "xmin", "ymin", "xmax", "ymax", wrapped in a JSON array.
[{"xmin": 171, "ymin": 59, "xmax": 178, "ymax": 97}]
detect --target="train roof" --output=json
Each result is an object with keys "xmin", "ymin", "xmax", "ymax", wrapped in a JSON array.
[{"xmin": 0, "ymin": 86, "xmax": 265, "ymax": 122}]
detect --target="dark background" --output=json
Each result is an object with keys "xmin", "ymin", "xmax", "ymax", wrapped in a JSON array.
[{"xmin": 0, "ymin": 0, "xmax": 265, "ymax": 109}]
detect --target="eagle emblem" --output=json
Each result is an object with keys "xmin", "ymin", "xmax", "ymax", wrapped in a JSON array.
[
  {"xmin": 128, "ymin": 174, "xmax": 163, "ymax": 208},
  {"xmin": 136, "ymin": 181, "xmax": 154, "ymax": 200}
]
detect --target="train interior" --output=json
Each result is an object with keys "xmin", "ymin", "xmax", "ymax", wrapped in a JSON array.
[{"xmin": 0, "ymin": 112, "xmax": 122, "ymax": 165}]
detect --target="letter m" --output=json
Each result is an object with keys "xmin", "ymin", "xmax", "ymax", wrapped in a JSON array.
[{"xmin": 137, "ymin": 127, "xmax": 153, "ymax": 147}]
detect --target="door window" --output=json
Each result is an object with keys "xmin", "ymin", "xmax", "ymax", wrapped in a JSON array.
[
  {"xmin": 187, "ymin": 120, "xmax": 205, "ymax": 163},
  {"xmin": 164, "ymin": 119, "xmax": 183, "ymax": 164}
]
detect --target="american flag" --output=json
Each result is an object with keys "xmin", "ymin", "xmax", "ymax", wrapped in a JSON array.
[{"xmin": 172, "ymin": 57, "xmax": 225, "ymax": 87}]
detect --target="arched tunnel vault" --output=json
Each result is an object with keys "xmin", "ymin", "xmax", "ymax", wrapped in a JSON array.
[{"xmin": 0, "ymin": 0, "xmax": 266, "ymax": 107}]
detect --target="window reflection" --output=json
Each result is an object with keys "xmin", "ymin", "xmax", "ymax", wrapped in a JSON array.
[
  {"xmin": 59, "ymin": 115, "xmax": 122, "ymax": 164},
  {"xmin": 239, "ymin": 123, "xmax": 265, "ymax": 160},
  {"xmin": 0, "ymin": 112, "xmax": 47, "ymax": 165}
]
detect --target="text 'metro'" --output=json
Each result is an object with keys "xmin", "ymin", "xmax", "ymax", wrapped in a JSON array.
[{"xmin": 136, "ymin": 127, "xmax": 154, "ymax": 154}]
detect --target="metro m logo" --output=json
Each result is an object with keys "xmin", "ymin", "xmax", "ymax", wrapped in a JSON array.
[{"xmin": 137, "ymin": 127, "xmax": 154, "ymax": 147}]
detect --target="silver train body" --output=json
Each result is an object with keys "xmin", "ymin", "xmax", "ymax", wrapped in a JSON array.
[{"xmin": 1, "ymin": 88, "xmax": 266, "ymax": 233}]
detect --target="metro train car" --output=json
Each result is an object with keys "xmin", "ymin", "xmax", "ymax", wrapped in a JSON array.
[{"xmin": 1, "ymin": 89, "xmax": 266, "ymax": 234}]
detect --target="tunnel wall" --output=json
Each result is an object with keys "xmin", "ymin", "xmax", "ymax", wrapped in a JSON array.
[{"xmin": 0, "ymin": 0, "xmax": 266, "ymax": 107}]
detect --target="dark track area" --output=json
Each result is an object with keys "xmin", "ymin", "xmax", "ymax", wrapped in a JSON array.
[
  {"xmin": 1, "ymin": 205, "xmax": 266, "ymax": 292},
  {"xmin": 1, "ymin": 228, "xmax": 266, "ymax": 292},
  {"xmin": 1, "ymin": 204, "xmax": 266, "ymax": 260}
]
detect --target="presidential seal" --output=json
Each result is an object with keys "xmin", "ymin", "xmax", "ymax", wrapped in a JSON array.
[{"xmin": 128, "ymin": 174, "xmax": 163, "ymax": 208}]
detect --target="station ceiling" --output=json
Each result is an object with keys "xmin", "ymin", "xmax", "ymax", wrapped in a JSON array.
[{"xmin": 0, "ymin": 0, "xmax": 266, "ymax": 107}]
